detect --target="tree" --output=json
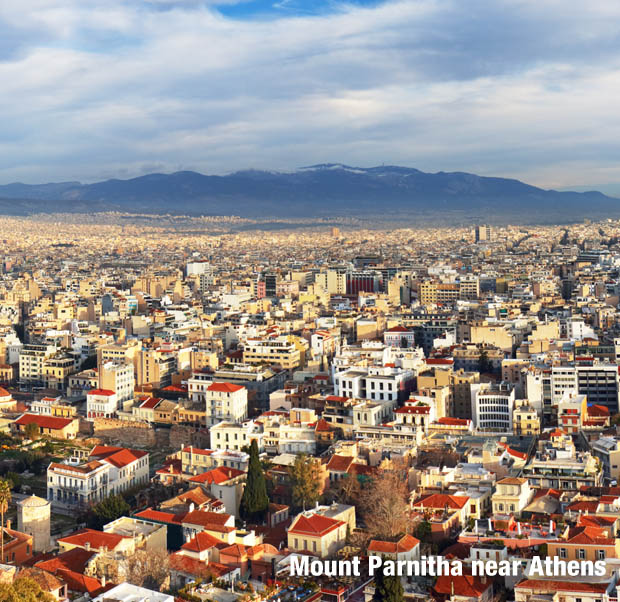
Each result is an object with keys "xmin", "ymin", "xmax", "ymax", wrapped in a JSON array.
[
  {"xmin": 125, "ymin": 548, "xmax": 171, "ymax": 591},
  {"xmin": 24, "ymin": 422, "xmax": 39, "ymax": 441},
  {"xmin": 414, "ymin": 519, "xmax": 432, "ymax": 543},
  {"xmin": 87, "ymin": 494, "xmax": 131, "ymax": 530},
  {"xmin": 0, "ymin": 576, "xmax": 55, "ymax": 602},
  {"xmin": 290, "ymin": 454, "xmax": 321, "ymax": 511},
  {"xmin": 373, "ymin": 568, "xmax": 404, "ymax": 602},
  {"xmin": 325, "ymin": 473, "xmax": 361, "ymax": 506},
  {"xmin": 0, "ymin": 477, "xmax": 11, "ymax": 563},
  {"xmin": 359, "ymin": 468, "xmax": 410, "ymax": 540},
  {"xmin": 239, "ymin": 439, "xmax": 269, "ymax": 524},
  {"xmin": 478, "ymin": 349, "xmax": 490, "ymax": 373}
]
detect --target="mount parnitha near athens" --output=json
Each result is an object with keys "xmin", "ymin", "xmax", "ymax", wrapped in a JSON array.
[{"xmin": 0, "ymin": 164, "xmax": 617, "ymax": 223}]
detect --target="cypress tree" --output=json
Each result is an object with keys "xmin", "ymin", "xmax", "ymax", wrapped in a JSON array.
[
  {"xmin": 239, "ymin": 439, "xmax": 269, "ymax": 523},
  {"xmin": 373, "ymin": 569, "xmax": 404, "ymax": 602}
]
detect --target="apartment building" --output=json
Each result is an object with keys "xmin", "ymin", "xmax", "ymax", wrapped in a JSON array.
[
  {"xmin": 86, "ymin": 389, "xmax": 118, "ymax": 418},
  {"xmin": 99, "ymin": 360, "xmax": 134, "ymax": 403},
  {"xmin": 19, "ymin": 343, "xmax": 58, "ymax": 388},
  {"xmin": 334, "ymin": 365, "xmax": 413, "ymax": 404},
  {"xmin": 242, "ymin": 336, "xmax": 303, "ymax": 371},
  {"xmin": 47, "ymin": 445, "xmax": 149, "ymax": 507},
  {"xmin": 471, "ymin": 382, "xmax": 515, "ymax": 432},
  {"xmin": 196, "ymin": 382, "xmax": 248, "ymax": 427}
]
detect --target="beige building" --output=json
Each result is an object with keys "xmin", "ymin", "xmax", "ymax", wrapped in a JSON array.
[
  {"xmin": 513, "ymin": 402, "xmax": 540, "ymax": 436},
  {"xmin": 242, "ymin": 336, "xmax": 303, "ymax": 370},
  {"xmin": 491, "ymin": 477, "xmax": 533, "ymax": 517}
]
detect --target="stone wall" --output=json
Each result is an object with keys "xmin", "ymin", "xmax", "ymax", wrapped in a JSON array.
[{"xmin": 92, "ymin": 417, "xmax": 157, "ymax": 448}]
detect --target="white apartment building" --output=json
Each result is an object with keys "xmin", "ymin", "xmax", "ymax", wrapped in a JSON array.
[
  {"xmin": 334, "ymin": 365, "xmax": 413, "ymax": 403},
  {"xmin": 204, "ymin": 382, "xmax": 248, "ymax": 427},
  {"xmin": 210, "ymin": 420, "xmax": 264, "ymax": 452},
  {"xmin": 47, "ymin": 445, "xmax": 149, "ymax": 507},
  {"xmin": 99, "ymin": 360, "xmax": 134, "ymax": 403},
  {"xmin": 471, "ymin": 382, "xmax": 515, "ymax": 432},
  {"xmin": 19, "ymin": 343, "xmax": 57, "ymax": 388},
  {"xmin": 86, "ymin": 389, "xmax": 118, "ymax": 418},
  {"xmin": 30, "ymin": 396, "xmax": 61, "ymax": 416}
]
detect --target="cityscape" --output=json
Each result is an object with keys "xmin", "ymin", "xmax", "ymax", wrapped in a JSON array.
[
  {"xmin": 2, "ymin": 213, "xmax": 620, "ymax": 601},
  {"xmin": 3, "ymin": 0, "xmax": 620, "ymax": 601}
]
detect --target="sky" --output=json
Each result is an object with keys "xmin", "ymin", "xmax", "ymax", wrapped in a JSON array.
[{"xmin": 1, "ymin": 0, "xmax": 620, "ymax": 193}]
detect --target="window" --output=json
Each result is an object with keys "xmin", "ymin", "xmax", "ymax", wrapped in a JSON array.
[
  {"xmin": 597, "ymin": 550, "xmax": 606, "ymax": 560},
  {"xmin": 559, "ymin": 548, "xmax": 567, "ymax": 559},
  {"xmin": 578, "ymin": 549, "xmax": 586, "ymax": 560}
]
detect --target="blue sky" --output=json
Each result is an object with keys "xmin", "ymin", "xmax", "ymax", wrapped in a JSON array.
[{"xmin": 1, "ymin": 0, "xmax": 620, "ymax": 193}]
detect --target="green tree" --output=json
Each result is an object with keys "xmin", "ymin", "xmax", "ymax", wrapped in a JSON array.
[
  {"xmin": 0, "ymin": 576, "xmax": 55, "ymax": 602},
  {"xmin": 478, "ymin": 349, "xmax": 490, "ymax": 373},
  {"xmin": 24, "ymin": 422, "xmax": 39, "ymax": 441},
  {"xmin": 88, "ymin": 494, "xmax": 131, "ymax": 530},
  {"xmin": 414, "ymin": 519, "xmax": 432, "ymax": 543},
  {"xmin": 239, "ymin": 439, "xmax": 269, "ymax": 524},
  {"xmin": 0, "ymin": 477, "xmax": 11, "ymax": 563},
  {"xmin": 290, "ymin": 454, "xmax": 321, "ymax": 511},
  {"xmin": 373, "ymin": 568, "xmax": 404, "ymax": 602}
]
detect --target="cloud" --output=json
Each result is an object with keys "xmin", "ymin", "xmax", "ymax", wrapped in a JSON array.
[{"xmin": 0, "ymin": 0, "xmax": 619, "ymax": 191}]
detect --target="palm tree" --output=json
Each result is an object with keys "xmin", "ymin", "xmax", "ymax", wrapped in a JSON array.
[{"xmin": 0, "ymin": 477, "xmax": 11, "ymax": 564}]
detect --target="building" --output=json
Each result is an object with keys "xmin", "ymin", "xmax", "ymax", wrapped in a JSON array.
[
  {"xmin": 491, "ymin": 477, "xmax": 533, "ymax": 517},
  {"xmin": 98, "ymin": 360, "xmax": 134, "ymax": 403},
  {"xmin": 86, "ymin": 388, "xmax": 118, "ymax": 418},
  {"xmin": 475, "ymin": 224, "xmax": 492, "ymax": 243},
  {"xmin": 202, "ymin": 382, "xmax": 248, "ymax": 427},
  {"xmin": 591, "ymin": 437, "xmax": 620, "ymax": 485},
  {"xmin": 47, "ymin": 445, "xmax": 149, "ymax": 507},
  {"xmin": 12, "ymin": 413, "xmax": 79, "ymax": 439},
  {"xmin": 471, "ymin": 382, "xmax": 515, "ymax": 432},
  {"xmin": 512, "ymin": 402, "xmax": 540, "ymax": 436},
  {"xmin": 287, "ymin": 512, "xmax": 348, "ymax": 558},
  {"xmin": 242, "ymin": 336, "xmax": 303, "ymax": 371},
  {"xmin": 383, "ymin": 325, "xmax": 415, "ymax": 348},
  {"xmin": 17, "ymin": 495, "xmax": 51, "ymax": 553}
]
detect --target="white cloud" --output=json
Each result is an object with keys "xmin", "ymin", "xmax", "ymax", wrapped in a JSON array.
[{"xmin": 0, "ymin": 0, "xmax": 619, "ymax": 191}]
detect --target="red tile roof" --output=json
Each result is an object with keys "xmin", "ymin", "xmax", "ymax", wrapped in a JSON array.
[
  {"xmin": 433, "ymin": 575, "xmax": 491, "ymax": 598},
  {"xmin": 208, "ymin": 382, "xmax": 245, "ymax": 393},
  {"xmin": 412, "ymin": 493, "xmax": 469, "ymax": 510},
  {"xmin": 385, "ymin": 325, "xmax": 410, "ymax": 333},
  {"xmin": 289, "ymin": 514, "xmax": 345, "ymax": 537},
  {"xmin": 57, "ymin": 529, "xmax": 128, "ymax": 551},
  {"xmin": 314, "ymin": 418, "xmax": 332, "ymax": 433},
  {"xmin": 395, "ymin": 405, "xmax": 430, "ymax": 414},
  {"xmin": 326, "ymin": 455, "xmax": 355, "ymax": 473},
  {"xmin": 563, "ymin": 525, "xmax": 614, "ymax": 545},
  {"xmin": 15, "ymin": 413, "xmax": 74, "ymax": 430},
  {"xmin": 90, "ymin": 445, "xmax": 148, "ymax": 468},
  {"xmin": 368, "ymin": 534, "xmax": 420, "ymax": 554},
  {"xmin": 188, "ymin": 466, "xmax": 245, "ymax": 485},
  {"xmin": 515, "ymin": 580, "xmax": 608, "ymax": 594},
  {"xmin": 36, "ymin": 547, "xmax": 95, "ymax": 574},
  {"xmin": 436, "ymin": 417, "xmax": 470, "ymax": 426},
  {"xmin": 134, "ymin": 508, "xmax": 185, "ymax": 524},
  {"xmin": 88, "ymin": 389, "xmax": 115, "ymax": 397},
  {"xmin": 56, "ymin": 568, "xmax": 108, "ymax": 596},
  {"xmin": 181, "ymin": 531, "xmax": 222, "ymax": 553}
]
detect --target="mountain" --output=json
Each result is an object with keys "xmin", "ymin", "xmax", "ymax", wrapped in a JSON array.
[{"xmin": 0, "ymin": 164, "xmax": 617, "ymax": 222}]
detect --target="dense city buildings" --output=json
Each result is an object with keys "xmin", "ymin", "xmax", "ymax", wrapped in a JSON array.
[{"xmin": 4, "ymin": 215, "xmax": 620, "ymax": 600}]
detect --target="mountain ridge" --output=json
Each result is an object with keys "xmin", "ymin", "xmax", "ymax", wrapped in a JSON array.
[{"xmin": 0, "ymin": 165, "xmax": 617, "ymax": 221}]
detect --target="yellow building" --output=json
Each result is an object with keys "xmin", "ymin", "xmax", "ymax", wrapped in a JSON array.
[{"xmin": 513, "ymin": 402, "xmax": 540, "ymax": 436}]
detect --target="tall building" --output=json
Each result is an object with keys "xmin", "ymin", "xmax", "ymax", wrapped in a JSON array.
[
  {"xmin": 204, "ymin": 382, "xmax": 248, "ymax": 427},
  {"xmin": 99, "ymin": 361, "xmax": 134, "ymax": 403},
  {"xmin": 471, "ymin": 382, "xmax": 515, "ymax": 432},
  {"xmin": 475, "ymin": 224, "xmax": 492, "ymax": 242}
]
